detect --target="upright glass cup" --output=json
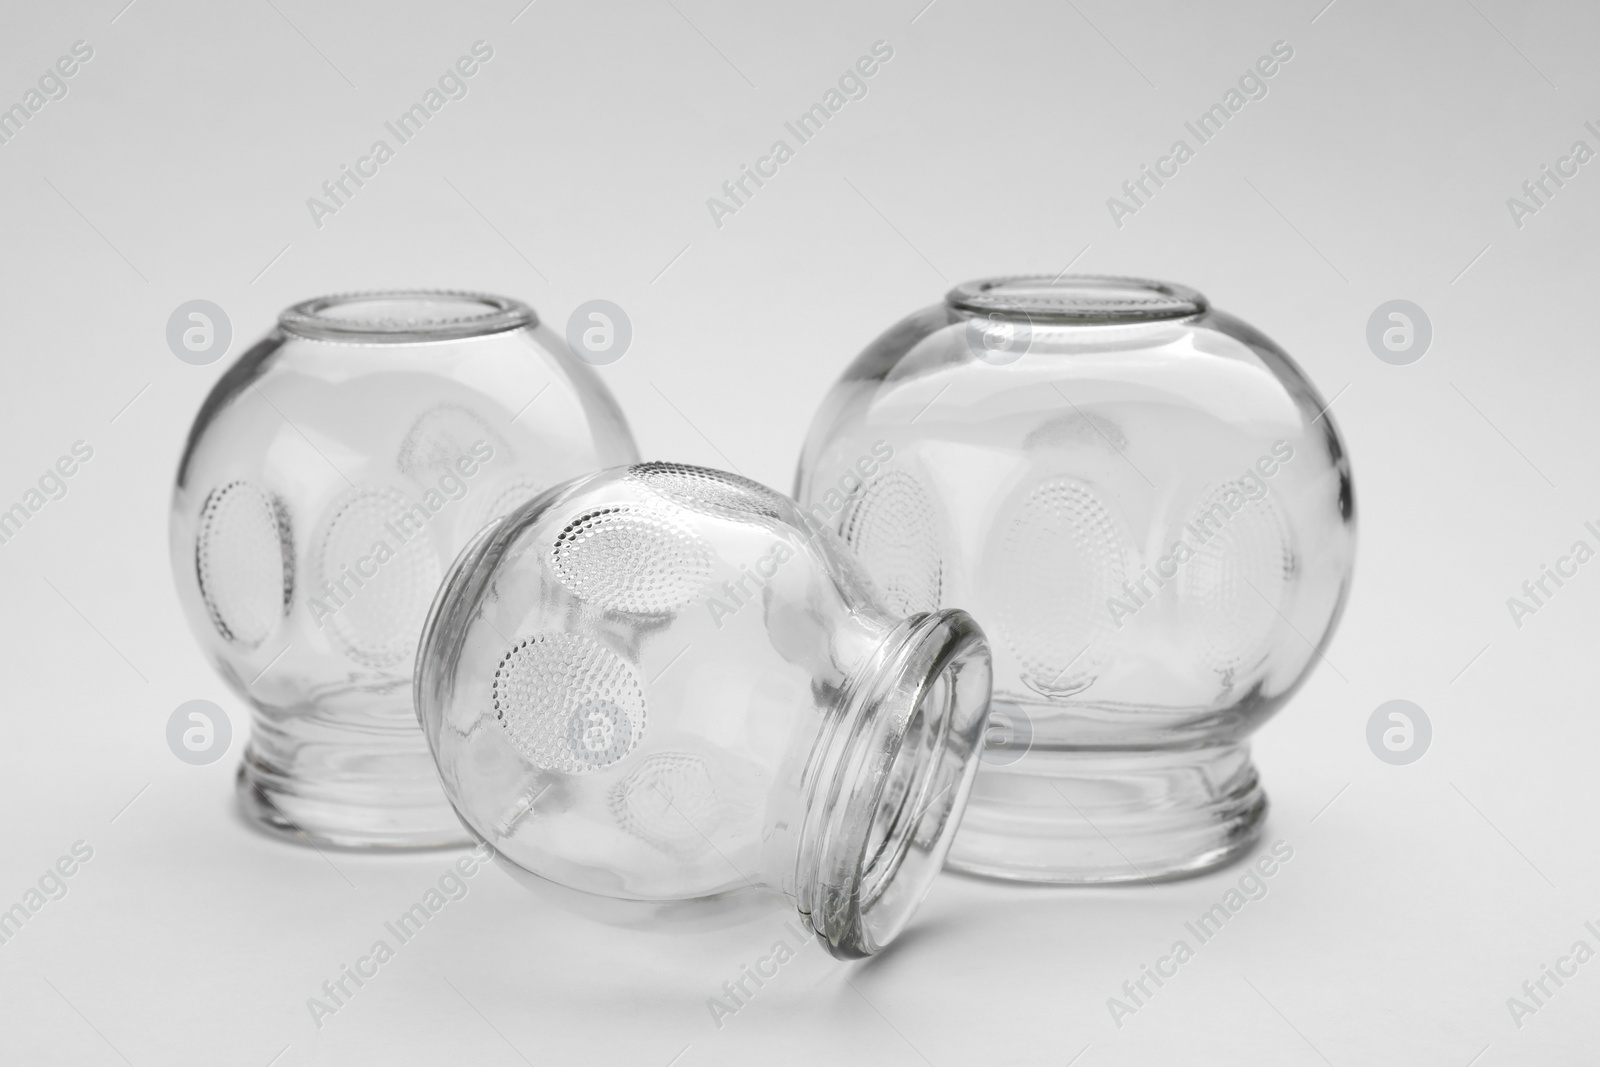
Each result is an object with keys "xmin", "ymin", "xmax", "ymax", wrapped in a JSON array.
[
  {"xmin": 415, "ymin": 462, "xmax": 992, "ymax": 957},
  {"xmin": 171, "ymin": 291, "xmax": 637, "ymax": 849},
  {"xmin": 796, "ymin": 276, "xmax": 1355, "ymax": 882}
]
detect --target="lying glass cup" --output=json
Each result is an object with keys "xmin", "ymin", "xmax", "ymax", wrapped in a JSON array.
[{"xmin": 414, "ymin": 462, "xmax": 992, "ymax": 957}]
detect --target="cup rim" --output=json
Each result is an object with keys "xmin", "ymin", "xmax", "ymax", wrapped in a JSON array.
[
  {"xmin": 946, "ymin": 274, "xmax": 1207, "ymax": 325},
  {"xmin": 798, "ymin": 608, "xmax": 992, "ymax": 958},
  {"xmin": 279, "ymin": 289, "xmax": 536, "ymax": 343}
]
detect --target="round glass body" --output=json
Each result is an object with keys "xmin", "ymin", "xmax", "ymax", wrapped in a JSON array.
[
  {"xmin": 415, "ymin": 463, "xmax": 992, "ymax": 957},
  {"xmin": 796, "ymin": 276, "xmax": 1356, "ymax": 882},
  {"xmin": 170, "ymin": 291, "xmax": 638, "ymax": 848}
]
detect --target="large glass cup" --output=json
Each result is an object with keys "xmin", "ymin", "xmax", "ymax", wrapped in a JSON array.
[
  {"xmin": 170, "ymin": 291, "xmax": 637, "ymax": 849},
  {"xmin": 796, "ymin": 276, "xmax": 1355, "ymax": 882}
]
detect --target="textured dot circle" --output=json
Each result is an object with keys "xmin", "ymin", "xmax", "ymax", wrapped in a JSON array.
[
  {"xmin": 628, "ymin": 462, "xmax": 787, "ymax": 522},
  {"xmin": 840, "ymin": 470, "xmax": 943, "ymax": 617},
  {"xmin": 1179, "ymin": 484, "xmax": 1295, "ymax": 679},
  {"xmin": 195, "ymin": 481, "xmax": 293, "ymax": 648},
  {"xmin": 396, "ymin": 404, "xmax": 502, "ymax": 482},
  {"xmin": 316, "ymin": 486, "xmax": 441, "ymax": 670},
  {"xmin": 492, "ymin": 633, "xmax": 646, "ymax": 774},
  {"xmin": 552, "ymin": 505, "xmax": 712, "ymax": 614},
  {"xmin": 608, "ymin": 752, "xmax": 719, "ymax": 855},
  {"xmin": 993, "ymin": 478, "xmax": 1129, "ymax": 696}
]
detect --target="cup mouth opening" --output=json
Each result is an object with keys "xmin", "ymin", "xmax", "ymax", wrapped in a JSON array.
[
  {"xmin": 280, "ymin": 290, "xmax": 536, "ymax": 343},
  {"xmin": 800, "ymin": 609, "xmax": 992, "ymax": 958},
  {"xmin": 946, "ymin": 275, "xmax": 1207, "ymax": 325}
]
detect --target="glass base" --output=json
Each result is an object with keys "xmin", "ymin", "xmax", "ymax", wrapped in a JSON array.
[
  {"xmin": 235, "ymin": 703, "xmax": 471, "ymax": 850},
  {"xmin": 945, "ymin": 742, "xmax": 1267, "ymax": 883}
]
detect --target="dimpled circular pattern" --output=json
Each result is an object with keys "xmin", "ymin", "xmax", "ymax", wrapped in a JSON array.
[
  {"xmin": 840, "ymin": 470, "xmax": 942, "ymax": 617},
  {"xmin": 1178, "ymin": 483, "xmax": 1295, "ymax": 680},
  {"xmin": 195, "ymin": 480, "xmax": 292, "ymax": 648},
  {"xmin": 551, "ymin": 505, "xmax": 712, "ymax": 614},
  {"xmin": 608, "ymin": 752, "xmax": 719, "ymax": 855},
  {"xmin": 492, "ymin": 632, "xmax": 645, "ymax": 774},
  {"xmin": 396, "ymin": 403, "xmax": 501, "ymax": 482},
  {"xmin": 316, "ymin": 486, "xmax": 442, "ymax": 669},
  {"xmin": 629, "ymin": 461, "xmax": 787, "ymax": 522},
  {"xmin": 993, "ymin": 478, "xmax": 1129, "ymax": 696}
]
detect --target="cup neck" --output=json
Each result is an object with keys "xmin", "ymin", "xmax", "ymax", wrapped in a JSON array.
[{"xmin": 790, "ymin": 608, "xmax": 991, "ymax": 958}]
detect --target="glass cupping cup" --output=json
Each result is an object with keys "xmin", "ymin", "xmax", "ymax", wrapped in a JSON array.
[
  {"xmin": 414, "ymin": 463, "xmax": 992, "ymax": 957},
  {"xmin": 171, "ymin": 290, "xmax": 637, "ymax": 849},
  {"xmin": 796, "ymin": 275, "xmax": 1355, "ymax": 882}
]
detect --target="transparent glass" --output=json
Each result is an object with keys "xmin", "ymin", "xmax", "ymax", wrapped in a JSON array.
[
  {"xmin": 170, "ymin": 291, "xmax": 638, "ymax": 849},
  {"xmin": 414, "ymin": 462, "xmax": 992, "ymax": 957},
  {"xmin": 796, "ymin": 276, "xmax": 1356, "ymax": 882}
]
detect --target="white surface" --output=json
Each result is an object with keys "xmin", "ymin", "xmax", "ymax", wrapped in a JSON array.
[{"xmin": 2, "ymin": 0, "xmax": 1598, "ymax": 1063}]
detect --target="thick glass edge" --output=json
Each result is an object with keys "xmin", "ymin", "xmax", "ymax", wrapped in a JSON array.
[
  {"xmin": 280, "ymin": 289, "xmax": 537, "ymax": 343},
  {"xmin": 945, "ymin": 274, "xmax": 1208, "ymax": 324},
  {"xmin": 802, "ymin": 608, "xmax": 992, "ymax": 958}
]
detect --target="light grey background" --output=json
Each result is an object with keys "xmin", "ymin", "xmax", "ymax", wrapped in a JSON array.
[{"xmin": 2, "ymin": 0, "xmax": 1597, "ymax": 1063}]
